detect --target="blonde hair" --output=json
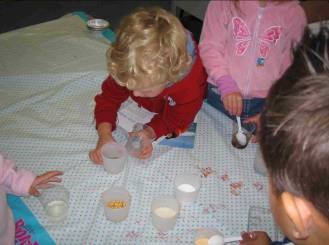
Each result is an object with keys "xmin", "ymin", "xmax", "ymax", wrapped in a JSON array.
[{"xmin": 107, "ymin": 7, "xmax": 192, "ymax": 90}]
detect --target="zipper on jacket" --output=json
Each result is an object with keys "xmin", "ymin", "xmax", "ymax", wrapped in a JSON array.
[{"xmin": 243, "ymin": 6, "xmax": 264, "ymax": 98}]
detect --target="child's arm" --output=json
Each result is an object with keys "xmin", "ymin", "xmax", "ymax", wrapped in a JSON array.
[
  {"xmin": 94, "ymin": 75, "xmax": 130, "ymax": 132},
  {"xmin": 199, "ymin": 1, "xmax": 240, "ymax": 93},
  {"xmin": 0, "ymin": 154, "xmax": 63, "ymax": 197},
  {"xmin": 199, "ymin": 1, "xmax": 242, "ymax": 115},
  {"xmin": 90, "ymin": 76, "xmax": 130, "ymax": 164},
  {"xmin": 29, "ymin": 171, "xmax": 63, "ymax": 196},
  {"xmin": 0, "ymin": 154, "xmax": 36, "ymax": 196},
  {"xmin": 89, "ymin": 122, "xmax": 115, "ymax": 164},
  {"xmin": 279, "ymin": 4, "xmax": 307, "ymax": 76}
]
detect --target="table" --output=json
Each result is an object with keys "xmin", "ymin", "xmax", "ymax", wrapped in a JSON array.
[{"xmin": 0, "ymin": 13, "xmax": 274, "ymax": 245}]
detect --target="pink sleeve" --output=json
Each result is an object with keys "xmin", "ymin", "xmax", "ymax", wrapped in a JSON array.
[
  {"xmin": 199, "ymin": 1, "xmax": 231, "ymax": 82},
  {"xmin": 216, "ymin": 75, "xmax": 240, "ymax": 98},
  {"xmin": 279, "ymin": 4, "xmax": 307, "ymax": 75},
  {"xmin": 0, "ymin": 154, "xmax": 36, "ymax": 196}
]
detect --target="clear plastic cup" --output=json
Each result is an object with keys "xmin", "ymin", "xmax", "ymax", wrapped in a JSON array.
[
  {"xmin": 38, "ymin": 185, "xmax": 69, "ymax": 222},
  {"xmin": 174, "ymin": 173, "xmax": 201, "ymax": 204},
  {"xmin": 151, "ymin": 196, "xmax": 180, "ymax": 232},
  {"xmin": 101, "ymin": 142, "xmax": 127, "ymax": 174},
  {"xmin": 125, "ymin": 123, "xmax": 144, "ymax": 158},
  {"xmin": 102, "ymin": 186, "xmax": 131, "ymax": 222},
  {"xmin": 248, "ymin": 206, "xmax": 281, "ymax": 241},
  {"xmin": 253, "ymin": 145, "xmax": 268, "ymax": 176},
  {"xmin": 194, "ymin": 228, "xmax": 224, "ymax": 245}
]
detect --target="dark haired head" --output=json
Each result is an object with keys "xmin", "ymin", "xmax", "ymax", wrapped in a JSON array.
[{"xmin": 260, "ymin": 74, "xmax": 329, "ymax": 219}]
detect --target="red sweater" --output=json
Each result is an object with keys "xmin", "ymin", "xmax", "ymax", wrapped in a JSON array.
[{"xmin": 94, "ymin": 53, "xmax": 207, "ymax": 139}]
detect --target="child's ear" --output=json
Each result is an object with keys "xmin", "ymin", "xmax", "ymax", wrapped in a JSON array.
[{"xmin": 281, "ymin": 192, "xmax": 312, "ymax": 240}]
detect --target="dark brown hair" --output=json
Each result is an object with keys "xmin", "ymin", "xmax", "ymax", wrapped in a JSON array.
[{"xmin": 260, "ymin": 73, "xmax": 329, "ymax": 219}]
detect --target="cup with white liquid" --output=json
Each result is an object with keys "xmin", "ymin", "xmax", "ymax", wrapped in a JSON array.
[
  {"xmin": 38, "ymin": 185, "xmax": 69, "ymax": 222},
  {"xmin": 151, "ymin": 196, "xmax": 180, "ymax": 232},
  {"xmin": 174, "ymin": 173, "xmax": 201, "ymax": 204},
  {"xmin": 101, "ymin": 142, "xmax": 127, "ymax": 174}
]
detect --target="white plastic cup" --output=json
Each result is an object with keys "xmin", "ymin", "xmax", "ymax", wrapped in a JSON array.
[
  {"xmin": 101, "ymin": 143, "xmax": 127, "ymax": 174},
  {"xmin": 174, "ymin": 173, "xmax": 201, "ymax": 204},
  {"xmin": 151, "ymin": 196, "xmax": 180, "ymax": 232},
  {"xmin": 38, "ymin": 185, "xmax": 70, "ymax": 223},
  {"xmin": 194, "ymin": 228, "xmax": 224, "ymax": 245},
  {"xmin": 102, "ymin": 186, "xmax": 131, "ymax": 222}
]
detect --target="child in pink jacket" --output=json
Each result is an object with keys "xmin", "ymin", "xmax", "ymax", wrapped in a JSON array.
[
  {"xmin": 0, "ymin": 153, "xmax": 63, "ymax": 245},
  {"xmin": 199, "ymin": 0, "xmax": 306, "ymax": 141}
]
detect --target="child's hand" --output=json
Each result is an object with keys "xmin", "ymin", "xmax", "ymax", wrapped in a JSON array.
[
  {"xmin": 129, "ymin": 126, "xmax": 155, "ymax": 159},
  {"xmin": 222, "ymin": 92, "xmax": 243, "ymax": 116},
  {"xmin": 89, "ymin": 135, "xmax": 115, "ymax": 164},
  {"xmin": 239, "ymin": 231, "xmax": 271, "ymax": 245},
  {"xmin": 29, "ymin": 171, "xmax": 63, "ymax": 196},
  {"xmin": 244, "ymin": 113, "xmax": 261, "ymax": 143}
]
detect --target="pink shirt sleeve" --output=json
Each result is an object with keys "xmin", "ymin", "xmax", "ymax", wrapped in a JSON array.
[
  {"xmin": 0, "ymin": 154, "xmax": 36, "ymax": 196},
  {"xmin": 199, "ymin": 1, "xmax": 232, "ymax": 82},
  {"xmin": 279, "ymin": 4, "xmax": 307, "ymax": 75}
]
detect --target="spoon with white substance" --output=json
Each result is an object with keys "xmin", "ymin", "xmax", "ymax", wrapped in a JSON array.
[
  {"xmin": 195, "ymin": 228, "xmax": 242, "ymax": 245},
  {"xmin": 236, "ymin": 116, "xmax": 247, "ymax": 146},
  {"xmin": 208, "ymin": 234, "xmax": 242, "ymax": 244}
]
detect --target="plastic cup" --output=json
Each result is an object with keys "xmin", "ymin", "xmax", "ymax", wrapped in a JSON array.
[
  {"xmin": 38, "ymin": 185, "xmax": 69, "ymax": 222},
  {"xmin": 151, "ymin": 196, "xmax": 180, "ymax": 232},
  {"xmin": 101, "ymin": 143, "xmax": 127, "ymax": 174},
  {"xmin": 253, "ymin": 145, "xmax": 268, "ymax": 176},
  {"xmin": 248, "ymin": 206, "xmax": 281, "ymax": 241},
  {"xmin": 102, "ymin": 186, "xmax": 131, "ymax": 222},
  {"xmin": 174, "ymin": 173, "xmax": 201, "ymax": 204},
  {"xmin": 194, "ymin": 228, "xmax": 224, "ymax": 245}
]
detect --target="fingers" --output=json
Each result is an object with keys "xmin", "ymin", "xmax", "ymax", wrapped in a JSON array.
[
  {"xmin": 223, "ymin": 93, "xmax": 243, "ymax": 116},
  {"xmin": 29, "ymin": 187, "xmax": 40, "ymax": 197},
  {"xmin": 251, "ymin": 134, "xmax": 259, "ymax": 143},
  {"xmin": 34, "ymin": 183, "xmax": 55, "ymax": 189},
  {"xmin": 34, "ymin": 171, "xmax": 63, "ymax": 184},
  {"xmin": 139, "ymin": 143, "xmax": 153, "ymax": 159},
  {"xmin": 89, "ymin": 150, "xmax": 103, "ymax": 164}
]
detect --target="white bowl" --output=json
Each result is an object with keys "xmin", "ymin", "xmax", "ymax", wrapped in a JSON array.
[{"xmin": 87, "ymin": 18, "xmax": 109, "ymax": 31}]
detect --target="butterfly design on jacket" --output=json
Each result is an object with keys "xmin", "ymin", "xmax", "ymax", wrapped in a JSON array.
[{"xmin": 232, "ymin": 17, "xmax": 282, "ymax": 58}]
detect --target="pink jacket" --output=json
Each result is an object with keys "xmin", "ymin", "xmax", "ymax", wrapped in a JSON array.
[
  {"xmin": 0, "ymin": 154, "xmax": 35, "ymax": 245},
  {"xmin": 199, "ymin": 0, "xmax": 306, "ymax": 98}
]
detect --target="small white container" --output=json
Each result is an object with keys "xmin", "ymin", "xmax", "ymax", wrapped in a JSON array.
[
  {"xmin": 102, "ymin": 186, "xmax": 131, "ymax": 222},
  {"xmin": 101, "ymin": 143, "xmax": 127, "ymax": 174},
  {"xmin": 174, "ymin": 173, "xmax": 201, "ymax": 204},
  {"xmin": 38, "ymin": 185, "xmax": 69, "ymax": 222},
  {"xmin": 151, "ymin": 196, "xmax": 180, "ymax": 232},
  {"xmin": 87, "ymin": 18, "xmax": 109, "ymax": 31}
]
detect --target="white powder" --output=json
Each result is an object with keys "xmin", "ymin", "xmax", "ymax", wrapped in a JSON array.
[
  {"xmin": 236, "ymin": 132, "xmax": 247, "ymax": 146},
  {"xmin": 46, "ymin": 200, "xmax": 68, "ymax": 219},
  {"xmin": 208, "ymin": 234, "xmax": 224, "ymax": 245},
  {"xmin": 177, "ymin": 183, "xmax": 196, "ymax": 193},
  {"xmin": 154, "ymin": 207, "xmax": 177, "ymax": 218}
]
